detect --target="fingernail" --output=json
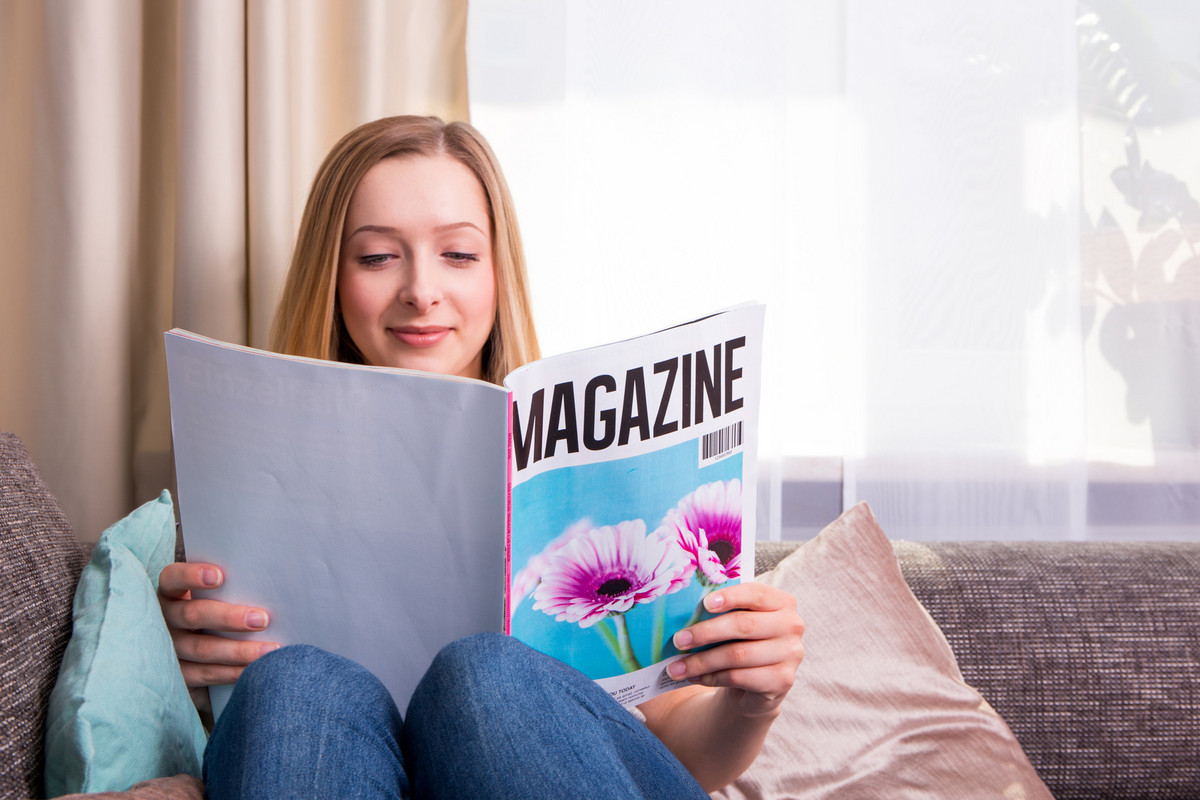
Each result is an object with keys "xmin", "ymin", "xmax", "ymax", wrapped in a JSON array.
[
  {"xmin": 258, "ymin": 643, "xmax": 280, "ymax": 657},
  {"xmin": 706, "ymin": 592, "xmax": 725, "ymax": 611},
  {"xmin": 200, "ymin": 568, "xmax": 221, "ymax": 587},
  {"xmin": 673, "ymin": 629, "xmax": 693, "ymax": 649},
  {"xmin": 246, "ymin": 611, "xmax": 268, "ymax": 630},
  {"xmin": 668, "ymin": 660, "xmax": 687, "ymax": 678}
]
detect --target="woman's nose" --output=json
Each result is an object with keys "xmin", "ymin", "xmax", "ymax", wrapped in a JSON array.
[{"xmin": 398, "ymin": 254, "xmax": 441, "ymax": 312}]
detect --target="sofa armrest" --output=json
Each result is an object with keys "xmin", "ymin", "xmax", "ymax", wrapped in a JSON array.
[{"xmin": 1, "ymin": 433, "xmax": 87, "ymax": 800}]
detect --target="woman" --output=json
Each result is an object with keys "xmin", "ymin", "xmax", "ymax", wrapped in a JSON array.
[{"xmin": 159, "ymin": 116, "xmax": 805, "ymax": 799}]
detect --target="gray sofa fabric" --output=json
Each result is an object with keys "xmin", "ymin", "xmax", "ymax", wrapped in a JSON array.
[{"xmin": 1, "ymin": 434, "xmax": 86, "ymax": 800}]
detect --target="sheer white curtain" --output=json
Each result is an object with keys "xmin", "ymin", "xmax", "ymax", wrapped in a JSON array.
[
  {"xmin": 843, "ymin": 2, "xmax": 1087, "ymax": 540},
  {"xmin": 467, "ymin": 0, "xmax": 1200, "ymax": 541}
]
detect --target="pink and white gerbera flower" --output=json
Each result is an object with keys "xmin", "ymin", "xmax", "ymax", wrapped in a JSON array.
[
  {"xmin": 510, "ymin": 518, "xmax": 593, "ymax": 617},
  {"xmin": 661, "ymin": 479, "xmax": 742, "ymax": 586},
  {"xmin": 532, "ymin": 519, "xmax": 692, "ymax": 628}
]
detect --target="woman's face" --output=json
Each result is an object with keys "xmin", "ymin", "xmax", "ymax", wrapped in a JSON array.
[{"xmin": 337, "ymin": 154, "xmax": 497, "ymax": 380}]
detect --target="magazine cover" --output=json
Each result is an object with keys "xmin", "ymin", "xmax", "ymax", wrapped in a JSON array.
[{"xmin": 505, "ymin": 302, "xmax": 764, "ymax": 706}]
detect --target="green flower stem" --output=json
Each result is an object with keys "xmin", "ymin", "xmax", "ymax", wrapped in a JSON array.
[
  {"xmin": 600, "ymin": 614, "xmax": 643, "ymax": 673},
  {"xmin": 596, "ymin": 617, "xmax": 622, "ymax": 657},
  {"xmin": 651, "ymin": 600, "xmax": 666, "ymax": 663},
  {"xmin": 613, "ymin": 614, "xmax": 643, "ymax": 672}
]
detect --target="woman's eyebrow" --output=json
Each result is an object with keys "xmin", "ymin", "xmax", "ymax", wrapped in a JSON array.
[
  {"xmin": 346, "ymin": 224, "xmax": 399, "ymax": 239},
  {"xmin": 346, "ymin": 221, "xmax": 485, "ymax": 239},
  {"xmin": 433, "ymin": 221, "xmax": 486, "ymax": 234}
]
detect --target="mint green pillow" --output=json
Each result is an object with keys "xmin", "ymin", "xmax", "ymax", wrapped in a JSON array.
[{"xmin": 44, "ymin": 490, "xmax": 207, "ymax": 796}]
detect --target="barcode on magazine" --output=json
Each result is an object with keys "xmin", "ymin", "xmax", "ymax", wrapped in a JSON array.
[{"xmin": 699, "ymin": 420, "xmax": 743, "ymax": 466}]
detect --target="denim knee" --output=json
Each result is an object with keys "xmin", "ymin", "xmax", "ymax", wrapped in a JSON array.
[
  {"xmin": 207, "ymin": 645, "xmax": 408, "ymax": 800},
  {"xmin": 411, "ymin": 634, "xmax": 512, "ymax": 712},
  {"xmin": 424, "ymin": 633, "xmax": 548, "ymax": 694},
  {"xmin": 413, "ymin": 633, "xmax": 601, "ymax": 717},
  {"xmin": 403, "ymin": 635, "xmax": 706, "ymax": 800},
  {"xmin": 427, "ymin": 632, "xmax": 517, "ymax": 675},
  {"xmin": 233, "ymin": 643, "xmax": 396, "ymax": 717},
  {"xmin": 237, "ymin": 643, "xmax": 354, "ymax": 688}
]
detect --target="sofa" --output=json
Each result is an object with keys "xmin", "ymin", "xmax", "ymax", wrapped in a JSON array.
[{"xmin": 3, "ymin": 429, "xmax": 1199, "ymax": 799}]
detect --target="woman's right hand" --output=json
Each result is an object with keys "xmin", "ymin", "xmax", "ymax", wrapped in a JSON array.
[{"xmin": 158, "ymin": 561, "xmax": 279, "ymax": 710}]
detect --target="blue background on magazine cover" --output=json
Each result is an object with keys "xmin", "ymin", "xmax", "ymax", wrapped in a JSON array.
[{"xmin": 510, "ymin": 439, "xmax": 743, "ymax": 680}]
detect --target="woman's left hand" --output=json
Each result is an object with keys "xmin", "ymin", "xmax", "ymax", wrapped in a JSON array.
[{"xmin": 665, "ymin": 582, "xmax": 805, "ymax": 718}]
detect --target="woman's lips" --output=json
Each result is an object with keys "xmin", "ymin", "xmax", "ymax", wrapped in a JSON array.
[{"xmin": 389, "ymin": 326, "xmax": 450, "ymax": 348}]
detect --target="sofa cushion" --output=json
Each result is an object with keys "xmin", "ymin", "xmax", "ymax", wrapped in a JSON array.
[
  {"xmin": 715, "ymin": 502, "xmax": 1051, "ymax": 799},
  {"xmin": 0, "ymin": 433, "xmax": 86, "ymax": 800},
  {"xmin": 44, "ymin": 490, "xmax": 207, "ymax": 796}
]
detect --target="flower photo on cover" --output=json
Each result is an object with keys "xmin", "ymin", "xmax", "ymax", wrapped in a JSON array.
[{"xmin": 510, "ymin": 439, "xmax": 744, "ymax": 678}]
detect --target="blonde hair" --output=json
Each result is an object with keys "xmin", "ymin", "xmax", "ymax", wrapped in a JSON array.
[{"xmin": 270, "ymin": 116, "xmax": 541, "ymax": 383}]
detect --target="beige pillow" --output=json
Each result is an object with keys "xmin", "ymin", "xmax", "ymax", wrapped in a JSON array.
[{"xmin": 714, "ymin": 503, "xmax": 1052, "ymax": 800}]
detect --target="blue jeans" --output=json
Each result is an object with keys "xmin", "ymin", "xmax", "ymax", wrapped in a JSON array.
[{"xmin": 203, "ymin": 634, "xmax": 710, "ymax": 800}]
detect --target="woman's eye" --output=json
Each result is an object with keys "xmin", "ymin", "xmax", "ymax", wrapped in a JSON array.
[
  {"xmin": 444, "ymin": 252, "xmax": 481, "ymax": 265},
  {"xmin": 358, "ymin": 254, "xmax": 393, "ymax": 267}
]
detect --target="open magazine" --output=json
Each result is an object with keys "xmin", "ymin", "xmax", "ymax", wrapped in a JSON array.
[{"xmin": 165, "ymin": 303, "xmax": 763, "ymax": 718}]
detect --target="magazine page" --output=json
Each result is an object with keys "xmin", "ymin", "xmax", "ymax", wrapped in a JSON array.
[
  {"xmin": 165, "ymin": 330, "xmax": 510, "ymax": 719},
  {"xmin": 503, "ymin": 303, "xmax": 765, "ymax": 707}
]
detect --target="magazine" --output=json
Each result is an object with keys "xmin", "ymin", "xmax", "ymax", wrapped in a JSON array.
[{"xmin": 165, "ymin": 303, "xmax": 763, "ymax": 718}]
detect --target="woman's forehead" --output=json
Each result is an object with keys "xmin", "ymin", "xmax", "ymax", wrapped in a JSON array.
[{"xmin": 344, "ymin": 154, "xmax": 491, "ymax": 235}]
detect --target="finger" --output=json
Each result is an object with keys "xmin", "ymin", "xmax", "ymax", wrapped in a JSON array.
[
  {"xmin": 672, "ymin": 635, "xmax": 802, "ymax": 682},
  {"xmin": 685, "ymin": 660, "xmax": 800, "ymax": 712},
  {"xmin": 702, "ymin": 582, "xmax": 794, "ymax": 615},
  {"xmin": 679, "ymin": 609, "xmax": 770, "ymax": 649},
  {"xmin": 179, "ymin": 660, "xmax": 249, "ymax": 690},
  {"xmin": 676, "ymin": 584, "xmax": 801, "ymax": 650},
  {"xmin": 158, "ymin": 562, "xmax": 223, "ymax": 600},
  {"xmin": 170, "ymin": 629, "xmax": 279, "ymax": 667},
  {"xmin": 161, "ymin": 597, "xmax": 271, "ymax": 633},
  {"xmin": 666, "ymin": 642, "xmax": 803, "ymax": 712},
  {"xmin": 675, "ymin": 605, "xmax": 802, "ymax": 653}
]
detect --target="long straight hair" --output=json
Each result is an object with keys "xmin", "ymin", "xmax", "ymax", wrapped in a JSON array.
[{"xmin": 270, "ymin": 116, "xmax": 540, "ymax": 383}]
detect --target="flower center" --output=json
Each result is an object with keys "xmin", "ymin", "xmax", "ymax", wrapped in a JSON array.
[
  {"xmin": 709, "ymin": 540, "xmax": 735, "ymax": 566},
  {"xmin": 597, "ymin": 577, "xmax": 633, "ymax": 597}
]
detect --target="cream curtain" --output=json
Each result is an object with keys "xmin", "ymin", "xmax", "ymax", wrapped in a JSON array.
[{"xmin": 0, "ymin": 0, "xmax": 468, "ymax": 541}]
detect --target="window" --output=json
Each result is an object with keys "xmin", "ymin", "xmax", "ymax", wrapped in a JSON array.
[{"xmin": 469, "ymin": 0, "xmax": 1200, "ymax": 540}]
